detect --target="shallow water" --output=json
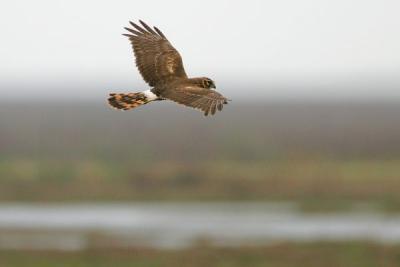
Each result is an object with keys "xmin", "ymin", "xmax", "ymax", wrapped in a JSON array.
[{"xmin": 0, "ymin": 202, "xmax": 400, "ymax": 250}]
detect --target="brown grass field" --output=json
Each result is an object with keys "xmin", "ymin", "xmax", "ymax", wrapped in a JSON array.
[{"xmin": 0, "ymin": 102, "xmax": 400, "ymax": 211}]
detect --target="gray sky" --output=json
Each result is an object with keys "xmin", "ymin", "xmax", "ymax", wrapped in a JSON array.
[{"xmin": 1, "ymin": 0, "xmax": 400, "ymax": 100}]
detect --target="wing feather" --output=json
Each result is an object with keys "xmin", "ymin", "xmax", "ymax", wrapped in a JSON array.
[
  {"xmin": 139, "ymin": 20, "xmax": 158, "ymax": 35},
  {"xmin": 124, "ymin": 20, "xmax": 187, "ymax": 86},
  {"xmin": 161, "ymin": 86, "xmax": 228, "ymax": 116},
  {"xmin": 124, "ymin": 27, "xmax": 142, "ymax": 36},
  {"xmin": 154, "ymin": 27, "xmax": 166, "ymax": 38},
  {"xmin": 129, "ymin": 21, "xmax": 147, "ymax": 34},
  {"xmin": 217, "ymin": 102, "xmax": 224, "ymax": 111}
]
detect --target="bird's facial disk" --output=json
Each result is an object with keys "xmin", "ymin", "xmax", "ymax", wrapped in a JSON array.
[{"xmin": 203, "ymin": 78, "xmax": 216, "ymax": 89}]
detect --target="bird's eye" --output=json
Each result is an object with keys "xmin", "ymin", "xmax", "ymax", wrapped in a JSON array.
[{"xmin": 203, "ymin": 80, "xmax": 211, "ymax": 88}]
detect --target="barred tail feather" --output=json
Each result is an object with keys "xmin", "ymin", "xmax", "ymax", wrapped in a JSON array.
[{"xmin": 108, "ymin": 92, "xmax": 150, "ymax": 110}]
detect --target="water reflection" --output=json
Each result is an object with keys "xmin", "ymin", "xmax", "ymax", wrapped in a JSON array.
[{"xmin": 0, "ymin": 202, "xmax": 400, "ymax": 250}]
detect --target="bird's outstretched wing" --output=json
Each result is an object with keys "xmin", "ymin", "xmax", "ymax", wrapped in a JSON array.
[
  {"xmin": 123, "ymin": 20, "xmax": 187, "ymax": 87},
  {"xmin": 160, "ymin": 86, "xmax": 228, "ymax": 116}
]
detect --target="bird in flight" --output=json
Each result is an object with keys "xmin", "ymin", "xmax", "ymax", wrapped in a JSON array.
[{"xmin": 108, "ymin": 20, "xmax": 229, "ymax": 116}]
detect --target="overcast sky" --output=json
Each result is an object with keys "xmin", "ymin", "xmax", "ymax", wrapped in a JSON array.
[{"xmin": 1, "ymin": 0, "xmax": 399, "ymax": 100}]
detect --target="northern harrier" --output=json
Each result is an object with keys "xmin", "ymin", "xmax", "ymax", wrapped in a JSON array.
[{"xmin": 108, "ymin": 20, "xmax": 229, "ymax": 116}]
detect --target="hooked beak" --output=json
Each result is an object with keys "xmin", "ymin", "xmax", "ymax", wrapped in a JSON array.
[{"xmin": 211, "ymin": 83, "xmax": 216, "ymax": 89}]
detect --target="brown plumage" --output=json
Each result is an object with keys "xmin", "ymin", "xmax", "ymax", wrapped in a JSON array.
[{"xmin": 108, "ymin": 20, "xmax": 229, "ymax": 116}]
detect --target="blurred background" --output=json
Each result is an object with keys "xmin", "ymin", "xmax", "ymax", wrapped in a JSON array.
[{"xmin": 1, "ymin": 0, "xmax": 400, "ymax": 266}]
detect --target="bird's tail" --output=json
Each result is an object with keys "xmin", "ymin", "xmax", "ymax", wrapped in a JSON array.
[{"xmin": 108, "ymin": 92, "xmax": 152, "ymax": 110}]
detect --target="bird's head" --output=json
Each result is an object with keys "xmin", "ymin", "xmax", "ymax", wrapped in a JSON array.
[{"xmin": 201, "ymin": 77, "xmax": 216, "ymax": 89}]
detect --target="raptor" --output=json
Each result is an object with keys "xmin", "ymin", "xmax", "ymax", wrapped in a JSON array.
[{"xmin": 108, "ymin": 20, "xmax": 229, "ymax": 116}]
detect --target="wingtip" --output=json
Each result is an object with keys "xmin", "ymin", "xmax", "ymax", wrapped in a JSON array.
[
  {"xmin": 153, "ymin": 26, "xmax": 166, "ymax": 38},
  {"xmin": 129, "ymin": 20, "xmax": 138, "ymax": 26}
]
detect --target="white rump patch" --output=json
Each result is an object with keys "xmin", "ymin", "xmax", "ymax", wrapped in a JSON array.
[{"xmin": 143, "ymin": 89, "xmax": 158, "ymax": 101}]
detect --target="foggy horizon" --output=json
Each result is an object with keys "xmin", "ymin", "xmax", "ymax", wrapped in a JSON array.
[{"xmin": 2, "ymin": 72, "xmax": 400, "ymax": 101}]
